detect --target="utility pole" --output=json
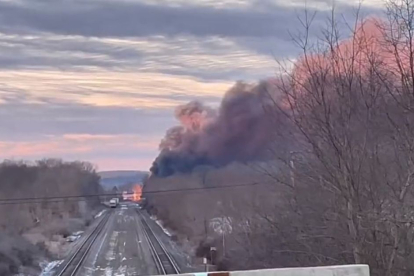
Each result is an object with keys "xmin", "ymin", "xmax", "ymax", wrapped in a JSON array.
[
  {"xmin": 210, "ymin": 246, "xmax": 217, "ymax": 265},
  {"xmin": 290, "ymin": 151, "xmax": 296, "ymax": 188},
  {"xmin": 203, "ymin": 257, "xmax": 208, "ymax": 272},
  {"xmin": 222, "ymin": 231, "xmax": 225, "ymax": 257}
]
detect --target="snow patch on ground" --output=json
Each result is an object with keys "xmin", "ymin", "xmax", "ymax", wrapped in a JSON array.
[
  {"xmin": 114, "ymin": 265, "xmax": 127, "ymax": 276},
  {"xmin": 95, "ymin": 210, "xmax": 106, "ymax": 219},
  {"xmin": 91, "ymin": 265, "xmax": 133, "ymax": 276},
  {"xmin": 156, "ymin": 220, "xmax": 172, "ymax": 237},
  {"xmin": 104, "ymin": 267, "xmax": 113, "ymax": 276},
  {"xmin": 39, "ymin": 260, "xmax": 63, "ymax": 276},
  {"xmin": 83, "ymin": 266, "xmax": 96, "ymax": 276},
  {"xmin": 105, "ymin": 231, "xmax": 119, "ymax": 261},
  {"xmin": 92, "ymin": 231, "xmax": 108, "ymax": 267},
  {"xmin": 150, "ymin": 215, "xmax": 172, "ymax": 237}
]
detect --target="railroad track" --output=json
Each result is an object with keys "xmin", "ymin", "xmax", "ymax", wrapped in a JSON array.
[
  {"xmin": 136, "ymin": 209, "xmax": 181, "ymax": 275},
  {"xmin": 55, "ymin": 211, "xmax": 111, "ymax": 276}
]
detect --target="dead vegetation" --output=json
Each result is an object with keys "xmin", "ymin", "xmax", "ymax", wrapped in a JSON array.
[
  {"xmin": 0, "ymin": 159, "xmax": 102, "ymax": 275},
  {"xmin": 144, "ymin": 1, "xmax": 414, "ymax": 275}
]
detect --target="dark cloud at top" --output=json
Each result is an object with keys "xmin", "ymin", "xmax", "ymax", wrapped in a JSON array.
[{"xmin": 0, "ymin": 0, "xmax": 381, "ymax": 39}]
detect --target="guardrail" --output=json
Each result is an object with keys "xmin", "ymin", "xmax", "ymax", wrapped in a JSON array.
[{"xmin": 165, "ymin": 264, "xmax": 369, "ymax": 276}]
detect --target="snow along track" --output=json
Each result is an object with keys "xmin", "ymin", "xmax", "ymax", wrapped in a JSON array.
[
  {"xmin": 54, "ymin": 211, "xmax": 111, "ymax": 276},
  {"xmin": 136, "ymin": 209, "xmax": 181, "ymax": 275}
]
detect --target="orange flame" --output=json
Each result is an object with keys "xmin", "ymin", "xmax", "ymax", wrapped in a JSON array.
[{"xmin": 132, "ymin": 185, "xmax": 142, "ymax": 202}]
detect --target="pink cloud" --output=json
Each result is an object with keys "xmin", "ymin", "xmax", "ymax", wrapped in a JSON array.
[
  {"xmin": 87, "ymin": 157, "xmax": 154, "ymax": 171},
  {"xmin": 0, "ymin": 140, "xmax": 90, "ymax": 156},
  {"xmin": 0, "ymin": 134, "xmax": 159, "ymax": 170}
]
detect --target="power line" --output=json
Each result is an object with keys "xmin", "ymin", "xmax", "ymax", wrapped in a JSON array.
[
  {"xmin": 0, "ymin": 182, "xmax": 261, "ymax": 205},
  {"xmin": 0, "ymin": 192, "xmax": 120, "ymax": 202},
  {"xmin": 0, "ymin": 197, "xmax": 101, "ymax": 205}
]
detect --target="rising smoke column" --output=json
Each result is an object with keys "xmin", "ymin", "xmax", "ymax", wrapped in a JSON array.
[{"xmin": 150, "ymin": 81, "xmax": 275, "ymax": 177}]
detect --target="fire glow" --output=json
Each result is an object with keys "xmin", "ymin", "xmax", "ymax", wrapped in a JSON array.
[{"xmin": 132, "ymin": 185, "xmax": 142, "ymax": 202}]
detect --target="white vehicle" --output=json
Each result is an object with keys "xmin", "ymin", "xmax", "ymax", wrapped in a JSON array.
[
  {"xmin": 66, "ymin": 235, "xmax": 78, "ymax": 242},
  {"xmin": 109, "ymin": 198, "xmax": 118, "ymax": 208},
  {"xmin": 66, "ymin": 231, "xmax": 83, "ymax": 242}
]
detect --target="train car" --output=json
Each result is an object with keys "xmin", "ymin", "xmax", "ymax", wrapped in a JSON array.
[{"xmin": 109, "ymin": 198, "xmax": 118, "ymax": 208}]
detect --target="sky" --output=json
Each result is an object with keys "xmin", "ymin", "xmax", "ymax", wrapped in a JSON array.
[{"xmin": 0, "ymin": 0, "xmax": 382, "ymax": 171}]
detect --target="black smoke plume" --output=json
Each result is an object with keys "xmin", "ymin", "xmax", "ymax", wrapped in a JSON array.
[{"xmin": 150, "ymin": 81, "xmax": 274, "ymax": 177}]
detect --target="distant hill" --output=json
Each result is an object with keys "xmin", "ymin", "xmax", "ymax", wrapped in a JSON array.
[{"xmin": 98, "ymin": 170, "xmax": 149, "ymax": 190}]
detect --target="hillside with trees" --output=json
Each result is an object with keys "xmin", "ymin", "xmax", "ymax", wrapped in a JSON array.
[
  {"xmin": 99, "ymin": 170, "xmax": 148, "ymax": 190},
  {"xmin": 0, "ymin": 159, "xmax": 102, "ymax": 275}
]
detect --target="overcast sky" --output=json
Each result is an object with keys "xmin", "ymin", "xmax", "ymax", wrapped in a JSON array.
[{"xmin": 0, "ymin": 0, "xmax": 382, "ymax": 171}]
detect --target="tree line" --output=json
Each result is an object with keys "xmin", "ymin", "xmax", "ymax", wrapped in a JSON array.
[{"xmin": 0, "ymin": 159, "xmax": 102, "ymax": 233}]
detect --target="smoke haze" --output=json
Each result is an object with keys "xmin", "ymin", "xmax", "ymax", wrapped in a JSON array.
[{"xmin": 150, "ymin": 81, "xmax": 275, "ymax": 177}]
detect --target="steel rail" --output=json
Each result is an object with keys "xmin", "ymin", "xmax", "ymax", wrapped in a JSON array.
[
  {"xmin": 136, "ymin": 209, "xmax": 180, "ymax": 274},
  {"xmin": 55, "ymin": 211, "xmax": 111, "ymax": 276}
]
